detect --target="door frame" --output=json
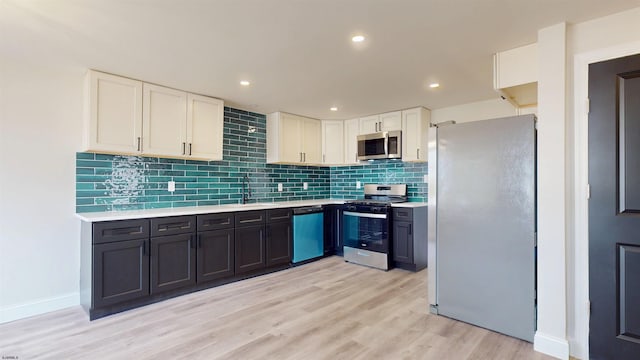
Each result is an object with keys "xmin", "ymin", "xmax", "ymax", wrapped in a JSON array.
[{"xmin": 573, "ymin": 40, "xmax": 640, "ymax": 359}]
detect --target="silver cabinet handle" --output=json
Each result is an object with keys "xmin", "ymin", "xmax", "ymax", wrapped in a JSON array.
[
  {"xmin": 303, "ymin": 152, "xmax": 306, "ymax": 162},
  {"xmin": 137, "ymin": 137, "xmax": 141, "ymax": 151},
  {"xmin": 300, "ymin": 152, "xmax": 302, "ymax": 162},
  {"xmin": 189, "ymin": 143, "xmax": 192, "ymax": 156},
  {"xmin": 182, "ymin": 142, "xmax": 186, "ymax": 155},
  {"xmin": 323, "ymin": 154, "xmax": 326, "ymax": 163},
  {"xmin": 417, "ymin": 148, "xmax": 420, "ymax": 159}
]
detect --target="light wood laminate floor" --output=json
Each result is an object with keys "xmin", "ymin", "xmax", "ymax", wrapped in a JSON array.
[{"xmin": 0, "ymin": 256, "xmax": 552, "ymax": 359}]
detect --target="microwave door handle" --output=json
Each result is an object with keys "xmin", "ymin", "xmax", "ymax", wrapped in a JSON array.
[{"xmin": 384, "ymin": 133, "xmax": 389, "ymax": 157}]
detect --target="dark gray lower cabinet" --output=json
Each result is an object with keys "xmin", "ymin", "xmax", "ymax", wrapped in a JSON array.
[
  {"xmin": 82, "ymin": 208, "xmax": 293, "ymax": 320},
  {"xmin": 323, "ymin": 204, "xmax": 341, "ymax": 256},
  {"xmin": 150, "ymin": 216, "xmax": 197, "ymax": 294},
  {"xmin": 392, "ymin": 206, "xmax": 427, "ymax": 271},
  {"xmin": 235, "ymin": 224, "xmax": 266, "ymax": 274},
  {"xmin": 393, "ymin": 221, "xmax": 413, "ymax": 264},
  {"xmin": 266, "ymin": 209, "xmax": 292, "ymax": 266},
  {"xmin": 93, "ymin": 238, "xmax": 149, "ymax": 308},
  {"xmin": 150, "ymin": 233, "xmax": 197, "ymax": 294},
  {"xmin": 197, "ymin": 229, "xmax": 234, "ymax": 282}
]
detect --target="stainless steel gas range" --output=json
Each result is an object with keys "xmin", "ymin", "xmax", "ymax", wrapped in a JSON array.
[{"xmin": 342, "ymin": 184, "xmax": 407, "ymax": 270}]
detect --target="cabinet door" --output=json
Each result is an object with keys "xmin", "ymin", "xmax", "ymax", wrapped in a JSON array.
[
  {"xmin": 321, "ymin": 120, "xmax": 344, "ymax": 164},
  {"xmin": 402, "ymin": 108, "xmax": 428, "ymax": 161},
  {"xmin": 380, "ymin": 111, "xmax": 402, "ymax": 131},
  {"xmin": 93, "ymin": 239, "xmax": 149, "ymax": 308},
  {"xmin": 323, "ymin": 205, "xmax": 338, "ymax": 255},
  {"xmin": 186, "ymin": 94, "xmax": 224, "ymax": 161},
  {"xmin": 302, "ymin": 118, "xmax": 322, "ymax": 163},
  {"xmin": 343, "ymin": 118, "xmax": 360, "ymax": 164},
  {"xmin": 150, "ymin": 234, "xmax": 196, "ymax": 294},
  {"xmin": 235, "ymin": 225, "xmax": 266, "ymax": 274},
  {"xmin": 279, "ymin": 113, "xmax": 302, "ymax": 163},
  {"xmin": 85, "ymin": 71, "xmax": 143, "ymax": 154},
  {"xmin": 359, "ymin": 115, "xmax": 380, "ymax": 134},
  {"xmin": 142, "ymin": 83, "xmax": 187, "ymax": 158},
  {"xmin": 197, "ymin": 229, "xmax": 234, "ymax": 282},
  {"xmin": 393, "ymin": 221, "xmax": 413, "ymax": 264},
  {"xmin": 266, "ymin": 221, "xmax": 292, "ymax": 266}
]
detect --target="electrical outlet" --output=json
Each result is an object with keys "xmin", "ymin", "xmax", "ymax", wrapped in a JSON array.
[
  {"xmin": 356, "ymin": 181, "xmax": 361, "ymax": 189},
  {"xmin": 303, "ymin": 182, "xmax": 308, "ymax": 190},
  {"xmin": 168, "ymin": 181, "xmax": 176, "ymax": 192},
  {"xmin": 278, "ymin": 183, "xmax": 283, "ymax": 192},
  {"xmin": 423, "ymin": 174, "xmax": 428, "ymax": 183}
]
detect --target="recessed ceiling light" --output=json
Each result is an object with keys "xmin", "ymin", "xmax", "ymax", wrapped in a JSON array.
[
  {"xmin": 240, "ymin": 80, "xmax": 250, "ymax": 86},
  {"xmin": 330, "ymin": 107, "xmax": 338, "ymax": 111},
  {"xmin": 352, "ymin": 35, "xmax": 365, "ymax": 43},
  {"xmin": 429, "ymin": 83, "xmax": 440, "ymax": 88}
]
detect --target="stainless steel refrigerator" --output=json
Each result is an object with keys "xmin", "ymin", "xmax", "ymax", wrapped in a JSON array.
[{"xmin": 428, "ymin": 114, "xmax": 536, "ymax": 342}]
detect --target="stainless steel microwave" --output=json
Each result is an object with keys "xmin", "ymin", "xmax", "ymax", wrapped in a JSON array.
[{"xmin": 357, "ymin": 131, "xmax": 402, "ymax": 161}]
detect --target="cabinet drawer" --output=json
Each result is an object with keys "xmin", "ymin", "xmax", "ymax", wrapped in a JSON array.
[
  {"xmin": 392, "ymin": 208, "xmax": 413, "ymax": 221},
  {"xmin": 151, "ymin": 216, "xmax": 196, "ymax": 237},
  {"xmin": 198, "ymin": 213, "xmax": 234, "ymax": 231},
  {"xmin": 267, "ymin": 209, "xmax": 291, "ymax": 223},
  {"xmin": 93, "ymin": 219, "xmax": 149, "ymax": 244},
  {"xmin": 235, "ymin": 210, "xmax": 266, "ymax": 227}
]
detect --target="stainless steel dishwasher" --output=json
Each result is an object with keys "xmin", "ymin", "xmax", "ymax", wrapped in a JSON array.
[{"xmin": 292, "ymin": 206, "xmax": 324, "ymax": 264}]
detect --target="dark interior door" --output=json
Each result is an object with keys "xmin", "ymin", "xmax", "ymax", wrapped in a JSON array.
[{"xmin": 589, "ymin": 53, "xmax": 640, "ymax": 360}]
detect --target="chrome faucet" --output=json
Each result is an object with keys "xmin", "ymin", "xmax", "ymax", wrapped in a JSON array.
[{"xmin": 242, "ymin": 174, "xmax": 252, "ymax": 204}]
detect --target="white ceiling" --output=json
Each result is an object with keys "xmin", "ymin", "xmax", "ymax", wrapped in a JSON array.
[{"xmin": 2, "ymin": 0, "xmax": 640, "ymax": 119}]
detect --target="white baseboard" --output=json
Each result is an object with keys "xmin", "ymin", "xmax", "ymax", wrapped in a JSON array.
[
  {"xmin": 569, "ymin": 337, "xmax": 588, "ymax": 360},
  {"xmin": 0, "ymin": 292, "xmax": 79, "ymax": 324},
  {"xmin": 534, "ymin": 331, "xmax": 570, "ymax": 360}
]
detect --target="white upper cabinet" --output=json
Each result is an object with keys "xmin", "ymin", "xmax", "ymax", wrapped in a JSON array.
[
  {"xmin": 142, "ymin": 83, "xmax": 187, "ymax": 158},
  {"xmin": 401, "ymin": 107, "xmax": 430, "ymax": 162},
  {"xmin": 302, "ymin": 117, "xmax": 322, "ymax": 164},
  {"xmin": 187, "ymin": 94, "xmax": 224, "ymax": 161},
  {"xmin": 379, "ymin": 111, "xmax": 402, "ymax": 131},
  {"xmin": 359, "ymin": 115, "xmax": 380, "ymax": 134},
  {"xmin": 267, "ymin": 112, "xmax": 321, "ymax": 165},
  {"xmin": 343, "ymin": 118, "xmax": 360, "ymax": 165},
  {"xmin": 493, "ymin": 43, "xmax": 538, "ymax": 107},
  {"xmin": 84, "ymin": 70, "xmax": 224, "ymax": 160},
  {"xmin": 84, "ymin": 70, "xmax": 143, "ymax": 154},
  {"xmin": 279, "ymin": 112, "xmax": 303, "ymax": 163},
  {"xmin": 321, "ymin": 120, "xmax": 344, "ymax": 165},
  {"xmin": 359, "ymin": 111, "xmax": 402, "ymax": 133}
]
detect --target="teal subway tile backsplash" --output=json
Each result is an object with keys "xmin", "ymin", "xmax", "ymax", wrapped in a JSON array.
[
  {"xmin": 329, "ymin": 160, "xmax": 427, "ymax": 202},
  {"xmin": 76, "ymin": 108, "xmax": 330, "ymax": 212},
  {"xmin": 76, "ymin": 107, "xmax": 427, "ymax": 212}
]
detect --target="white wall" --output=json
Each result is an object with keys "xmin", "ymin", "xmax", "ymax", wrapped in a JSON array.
[
  {"xmin": 534, "ymin": 22, "xmax": 569, "ymax": 360},
  {"xmin": 0, "ymin": 57, "xmax": 84, "ymax": 322},
  {"xmin": 431, "ymin": 98, "xmax": 517, "ymax": 124}
]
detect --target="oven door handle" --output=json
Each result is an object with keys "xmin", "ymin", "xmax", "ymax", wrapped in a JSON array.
[{"xmin": 343, "ymin": 211, "xmax": 387, "ymax": 219}]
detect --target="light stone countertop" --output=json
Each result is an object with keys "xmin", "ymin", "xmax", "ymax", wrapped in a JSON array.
[
  {"xmin": 390, "ymin": 202, "xmax": 428, "ymax": 208},
  {"xmin": 75, "ymin": 199, "xmax": 428, "ymax": 222},
  {"xmin": 75, "ymin": 199, "xmax": 344, "ymax": 222}
]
